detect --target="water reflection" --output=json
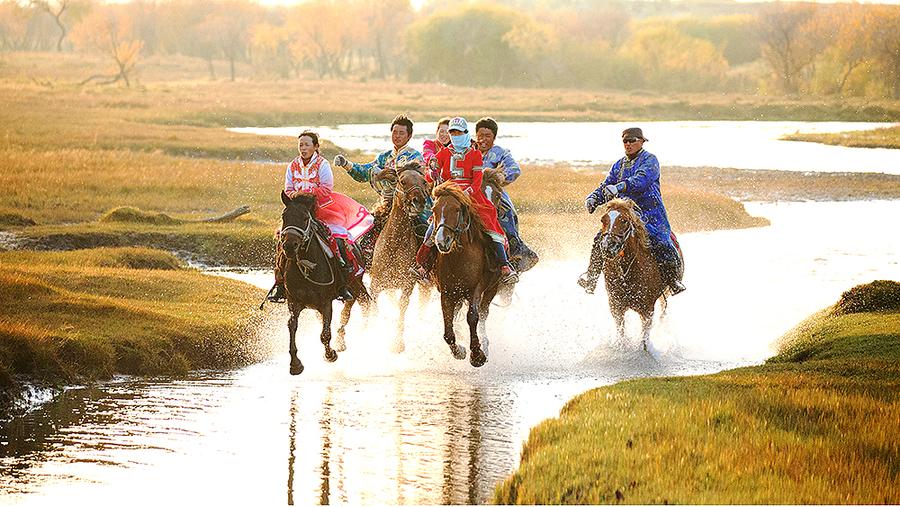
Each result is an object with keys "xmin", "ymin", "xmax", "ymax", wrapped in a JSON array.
[{"xmin": 2, "ymin": 201, "xmax": 899, "ymax": 505}]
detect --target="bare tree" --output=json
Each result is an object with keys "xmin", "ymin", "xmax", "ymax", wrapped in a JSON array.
[
  {"xmin": 71, "ymin": 8, "xmax": 142, "ymax": 87},
  {"xmin": 30, "ymin": 0, "xmax": 69, "ymax": 51}
]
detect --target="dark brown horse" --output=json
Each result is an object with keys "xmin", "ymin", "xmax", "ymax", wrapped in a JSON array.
[
  {"xmin": 277, "ymin": 191, "xmax": 371, "ymax": 375},
  {"xmin": 596, "ymin": 198, "xmax": 667, "ymax": 350},
  {"xmin": 430, "ymin": 182, "xmax": 502, "ymax": 367},
  {"xmin": 368, "ymin": 162, "xmax": 432, "ymax": 352}
]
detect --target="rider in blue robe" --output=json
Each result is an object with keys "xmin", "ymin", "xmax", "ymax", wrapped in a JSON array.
[
  {"xmin": 579, "ymin": 127, "xmax": 686, "ymax": 295},
  {"xmin": 475, "ymin": 117, "xmax": 539, "ymax": 272}
]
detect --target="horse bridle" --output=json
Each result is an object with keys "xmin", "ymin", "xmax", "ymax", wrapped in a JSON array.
[
  {"xmin": 435, "ymin": 206, "xmax": 470, "ymax": 253},
  {"xmin": 393, "ymin": 167, "xmax": 428, "ymax": 217},
  {"xmin": 280, "ymin": 208, "xmax": 336, "ymax": 286}
]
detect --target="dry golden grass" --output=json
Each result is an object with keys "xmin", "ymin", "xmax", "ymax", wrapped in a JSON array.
[
  {"xmin": 495, "ymin": 282, "xmax": 900, "ymax": 504},
  {"xmin": 783, "ymin": 125, "xmax": 900, "ymax": 149},
  {"xmin": 0, "ymin": 248, "xmax": 269, "ymax": 388}
]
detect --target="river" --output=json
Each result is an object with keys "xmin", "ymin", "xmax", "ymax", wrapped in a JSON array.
[
  {"xmin": 229, "ymin": 121, "xmax": 900, "ymax": 174},
  {"xmin": 2, "ymin": 200, "xmax": 898, "ymax": 505}
]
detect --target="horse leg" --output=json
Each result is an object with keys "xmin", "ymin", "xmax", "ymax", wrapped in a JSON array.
[
  {"xmin": 442, "ymin": 294, "xmax": 466, "ymax": 360},
  {"xmin": 612, "ymin": 309, "xmax": 626, "ymax": 347},
  {"xmin": 478, "ymin": 285, "xmax": 499, "ymax": 359},
  {"xmin": 335, "ymin": 299, "xmax": 353, "ymax": 352},
  {"xmin": 391, "ymin": 283, "xmax": 413, "ymax": 354},
  {"xmin": 320, "ymin": 303, "xmax": 337, "ymax": 363},
  {"xmin": 288, "ymin": 309, "xmax": 303, "ymax": 375},
  {"xmin": 640, "ymin": 311, "xmax": 654, "ymax": 354},
  {"xmin": 467, "ymin": 294, "xmax": 486, "ymax": 368}
]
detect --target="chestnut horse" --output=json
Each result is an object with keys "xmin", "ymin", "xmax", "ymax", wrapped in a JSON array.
[
  {"xmin": 277, "ymin": 191, "xmax": 371, "ymax": 375},
  {"xmin": 368, "ymin": 161, "xmax": 432, "ymax": 352},
  {"xmin": 596, "ymin": 198, "xmax": 668, "ymax": 351},
  {"xmin": 430, "ymin": 182, "xmax": 502, "ymax": 367}
]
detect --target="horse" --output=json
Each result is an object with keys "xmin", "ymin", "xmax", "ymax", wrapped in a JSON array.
[
  {"xmin": 595, "ymin": 198, "xmax": 668, "ymax": 351},
  {"xmin": 277, "ymin": 191, "xmax": 371, "ymax": 375},
  {"xmin": 368, "ymin": 161, "xmax": 432, "ymax": 352},
  {"xmin": 429, "ymin": 182, "xmax": 502, "ymax": 367}
]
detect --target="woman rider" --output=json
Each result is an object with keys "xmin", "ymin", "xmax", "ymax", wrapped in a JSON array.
[
  {"xmin": 269, "ymin": 130, "xmax": 374, "ymax": 302},
  {"xmin": 422, "ymin": 117, "xmax": 451, "ymax": 182},
  {"xmin": 411, "ymin": 117, "xmax": 518, "ymax": 284}
]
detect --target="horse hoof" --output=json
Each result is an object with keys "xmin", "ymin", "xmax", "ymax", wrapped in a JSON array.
[
  {"xmin": 470, "ymin": 350, "xmax": 487, "ymax": 368},
  {"xmin": 290, "ymin": 363, "xmax": 304, "ymax": 376},
  {"xmin": 334, "ymin": 340, "xmax": 347, "ymax": 352},
  {"xmin": 325, "ymin": 350, "xmax": 338, "ymax": 363},
  {"xmin": 451, "ymin": 345, "xmax": 467, "ymax": 360},
  {"xmin": 390, "ymin": 341, "xmax": 405, "ymax": 354}
]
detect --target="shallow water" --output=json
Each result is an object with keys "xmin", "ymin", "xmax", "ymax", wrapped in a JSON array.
[
  {"xmin": 230, "ymin": 121, "xmax": 900, "ymax": 174},
  {"xmin": 1, "ymin": 200, "xmax": 898, "ymax": 505}
]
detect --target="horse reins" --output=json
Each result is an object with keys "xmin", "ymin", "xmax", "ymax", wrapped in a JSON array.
[
  {"xmin": 280, "ymin": 212, "xmax": 336, "ymax": 286},
  {"xmin": 435, "ymin": 207, "xmax": 470, "ymax": 252}
]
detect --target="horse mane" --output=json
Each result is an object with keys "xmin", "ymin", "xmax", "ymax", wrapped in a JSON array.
[
  {"xmin": 432, "ymin": 182, "xmax": 489, "ymax": 239},
  {"xmin": 397, "ymin": 161, "xmax": 423, "ymax": 175},
  {"xmin": 286, "ymin": 192, "xmax": 317, "ymax": 210},
  {"xmin": 598, "ymin": 198, "xmax": 650, "ymax": 249}
]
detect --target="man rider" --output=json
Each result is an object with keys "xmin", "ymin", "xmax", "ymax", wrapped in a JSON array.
[
  {"xmin": 579, "ymin": 127, "xmax": 686, "ymax": 296},
  {"xmin": 332, "ymin": 114, "xmax": 428, "ymax": 241},
  {"xmin": 474, "ymin": 117, "xmax": 539, "ymax": 272}
]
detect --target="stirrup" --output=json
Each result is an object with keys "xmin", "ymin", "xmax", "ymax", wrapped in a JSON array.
[
  {"xmin": 500, "ymin": 266, "xmax": 519, "ymax": 285},
  {"xmin": 267, "ymin": 284, "xmax": 286, "ymax": 303},
  {"xmin": 408, "ymin": 265, "xmax": 428, "ymax": 282},
  {"xmin": 669, "ymin": 280, "xmax": 686, "ymax": 295}
]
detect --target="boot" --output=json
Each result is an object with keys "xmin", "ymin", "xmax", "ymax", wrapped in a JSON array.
[
  {"xmin": 334, "ymin": 239, "xmax": 354, "ymax": 301},
  {"xmin": 267, "ymin": 281, "xmax": 286, "ymax": 303},
  {"xmin": 577, "ymin": 237, "xmax": 605, "ymax": 294},
  {"xmin": 493, "ymin": 241, "xmax": 519, "ymax": 285},
  {"xmin": 660, "ymin": 259, "xmax": 686, "ymax": 295},
  {"xmin": 409, "ymin": 242, "xmax": 436, "ymax": 281}
]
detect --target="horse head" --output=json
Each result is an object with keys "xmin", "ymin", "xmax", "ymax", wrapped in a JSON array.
[
  {"xmin": 597, "ymin": 198, "xmax": 649, "ymax": 258},
  {"xmin": 395, "ymin": 161, "xmax": 429, "ymax": 217},
  {"xmin": 431, "ymin": 182, "xmax": 479, "ymax": 254},
  {"xmin": 280, "ymin": 191, "xmax": 317, "ymax": 259}
]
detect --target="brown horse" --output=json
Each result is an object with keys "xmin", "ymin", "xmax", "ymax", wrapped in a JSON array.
[
  {"xmin": 596, "ymin": 198, "xmax": 667, "ymax": 350},
  {"xmin": 430, "ymin": 182, "xmax": 502, "ymax": 367},
  {"xmin": 277, "ymin": 191, "xmax": 371, "ymax": 375},
  {"xmin": 368, "ymin": 161, "xmax": 432, "ymax": 352}
]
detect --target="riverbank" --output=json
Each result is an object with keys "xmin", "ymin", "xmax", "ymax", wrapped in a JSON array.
[
  {"xmin": 783, "ymin": 125, "xmax": 900, "ymax": 149},
  {"xmin": 494, "ymin": 280, "xmax": 900, "ymax": 504},
  {"xmin": 0, "ymin": 248, "xmax": 270, "ymax": 412}
]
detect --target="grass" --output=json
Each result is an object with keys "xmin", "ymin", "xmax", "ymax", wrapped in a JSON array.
[
  {"xmin": 0, "ymin": 248, "xmax": 270, "ymax": 393},
  {"xmin": 494, "ymin": 280, "xmax": 900, "ymax": 504},
  {"xmin": 783, "ymin": 125, "xmax": 900, "ymax": 149}
]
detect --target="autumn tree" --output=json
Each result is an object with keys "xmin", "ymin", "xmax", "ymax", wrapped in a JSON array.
[
  {"xmin": 757, "ymin": 3, "xmax": 823, "ymax": 93},
  {"xmin": 285, "ymin": 0, "xmax": 362, "ymax": 78},
  {"xmin": 357, "ymin": 0, "xmax": 414, "ymax": 78},
  {"xmin": 71, "ymin": 7, "xmax": 142, "ymax": 87},
  {"xmin": 627, "ymin": 23, "xmax": 729, "ymax": 92},
  {"xmin": 866, "ymin": 6, "xmax": 900, "ymax": 98},
  {"xmin": 29, "ymin": 0, "xmax": 92, "ymax": 51}
]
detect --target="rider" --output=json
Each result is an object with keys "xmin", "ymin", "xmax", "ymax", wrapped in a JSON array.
[
  {"xmin": 332, "ymin": 114, "xmax": 428, "ymax": 241},
  {"xmin": 578, "ymin": 127, "xmax": 686, "ymax": 296},
  {"xmin": 474, "ymin": 117, "xmax": 539, "ymax": 272},
  {"xmin": 412, "ymin": 116, "xmax": 519, "ymax": 284},
  {"xmin": 270, "ymin": 130, "xmax": 371, "ymax": 303},
  {"xmin": 423, "ymin": 117, "xmax": 451, "ymax": 181}
]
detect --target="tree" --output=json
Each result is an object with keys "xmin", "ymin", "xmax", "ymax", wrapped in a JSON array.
[
  {"xmin": 627, "ymin": 23, "xmax": 729, "ymax": 92},
  {"xmin": 71, "ymin": 7, "xmax": 142, "ymax": 87},
  {"xmin": 357, "ymin": 0, "xmax": 414, "ymax": 78},
  {"xmin": 757, "ymin": 3, "xmax": 822, "ymax": 94},
  {"xmin": 866, "ymin": 6, "xmax": 900, "ymax": 98},
  {"xmin": 30, "ymin": 0, "xmax": 71, "ymax": 51},
  {"xmin": 285, "ymin": 0, "xmax": 361, "ymax": 78}
]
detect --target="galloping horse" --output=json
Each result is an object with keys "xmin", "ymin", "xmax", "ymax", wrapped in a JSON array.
[
  {"xmin": 368, "ymin": 161, "xmax": 431, "ymax": 352},
  {"xmin": 596, "ymin": 198, "xmax": 669, "ymax": 350},
  {"xmin": 430, "ymin": 182, "xmax": 502, "ymax": 367},
  {"xmin": 277, "ymin": 191, "xmax": 371, "ymax": 375}
]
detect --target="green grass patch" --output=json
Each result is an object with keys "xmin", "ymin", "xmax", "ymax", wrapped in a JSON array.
[
  {"xmin": 0, "ymin": 248, "xmax": 269, "ymax": 391},
  {"xmin": 0, "ymin": 212, "xmax": 36, "ymax": 228},
  {"xmin": 100, "ymin": 206, "xmax": 182, "ymax": 225},
  {"xmin": 783, "ymin": 125, "xmax": 900, "ymax": 149},
  {"xmin": 495, "ymin": 280, "xmax": 900, "ymax": 504}
]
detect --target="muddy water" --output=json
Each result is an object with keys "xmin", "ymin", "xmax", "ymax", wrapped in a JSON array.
[{"xmin": 1, "ymin": 200, "xmax": 898, "ymax": 505}]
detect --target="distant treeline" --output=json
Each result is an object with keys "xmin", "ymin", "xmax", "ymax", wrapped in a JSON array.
[{"xmin": 1, "ymin": 0, "xmax": 898, "ymax": 98}]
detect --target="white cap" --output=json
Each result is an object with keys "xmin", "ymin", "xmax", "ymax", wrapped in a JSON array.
[{"xmin": 448, "ymin": 117, "xmax": 468, "ymax": 133}]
